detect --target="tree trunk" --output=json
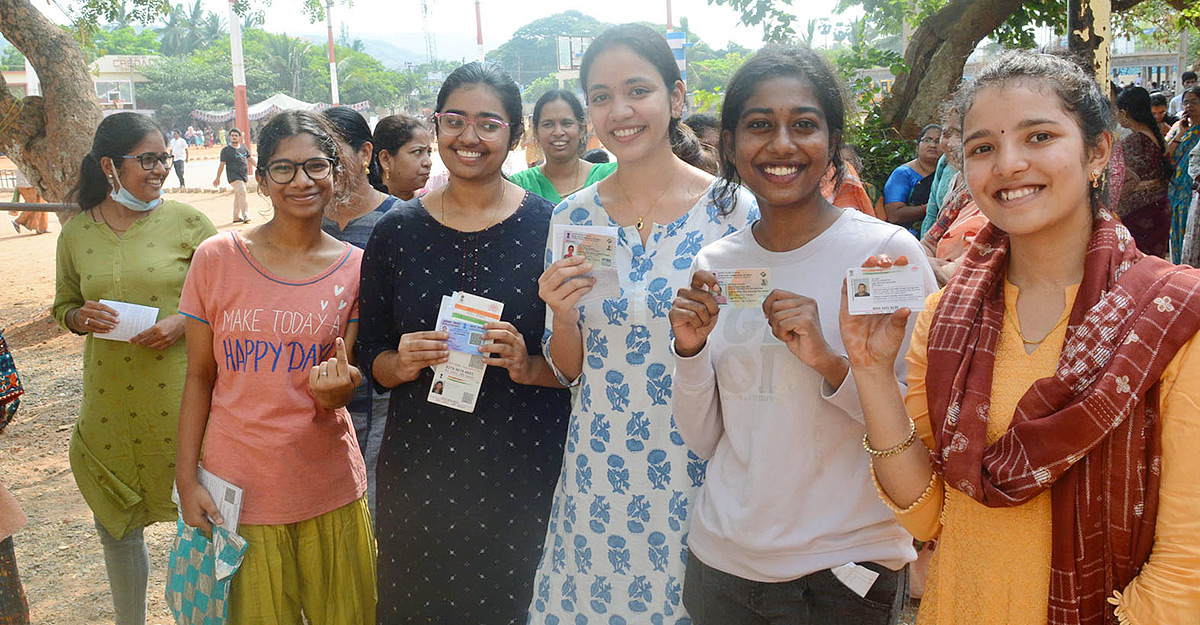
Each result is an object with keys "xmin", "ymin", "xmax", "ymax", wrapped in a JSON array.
[
  {"xmin": 880, "ymin": 0, "xmax": 1027, "ymax": 138},
  {"xmin": 0, "ymin": 0, "xmax": 102, "ymax": 207}
]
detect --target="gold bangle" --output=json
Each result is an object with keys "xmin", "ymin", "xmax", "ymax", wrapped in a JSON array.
[{"xmin": 864, "ymin": 419, "xmax": 917, "ymax": 458}]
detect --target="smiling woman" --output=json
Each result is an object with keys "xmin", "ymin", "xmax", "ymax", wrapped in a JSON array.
[
  {"xmin": 174, "ymin": 110, "xmax": 376, "ymax": 624},
  {"xmin": 529, "ymin": 23, "xmax": 758, "ymax": 624},
  {"xmin": 52, "ymin": 112, "xmax": 217, "ymax": 625},
  {"xmin": 841, "ymin": 52, "xmax": 1200, "ymax": 624},
  {"xmin": 510, "ymin": 89, "xmax": 618, "ymax": 204},
  {"xmin": 355, "ymin": 61, "xmax": 572, "ymax": 624}
]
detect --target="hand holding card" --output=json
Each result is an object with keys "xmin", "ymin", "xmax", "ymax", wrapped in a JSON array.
[
  {"xmin": 669, "ymin": 270, "xmax": 722, "ymax": 357},
  {"xmin": 838, "ymin": 255, "xmax": 916, "ymax": 375},
  {"xmin": 845, "ymin": 255, "xmax": 926, "ymax": 316}
]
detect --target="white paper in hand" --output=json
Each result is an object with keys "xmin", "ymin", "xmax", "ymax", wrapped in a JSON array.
[{"xmin": 94, "ymin": 300, "xmax": 159, "ymax": 342}]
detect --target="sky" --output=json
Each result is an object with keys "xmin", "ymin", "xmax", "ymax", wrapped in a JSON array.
[{"xmin": 34, "ymin": 0, "xmax": 865, "ymax": 60}]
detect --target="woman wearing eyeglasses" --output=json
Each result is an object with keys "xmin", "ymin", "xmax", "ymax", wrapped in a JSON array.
[
  {"xmin": 356, "ymin": 62, "xmax": 571, "ymax": 623},
  {"xmin": 52, "ymin": 112, "xmax": 216, "ymax": 625},
  {"xmin": 176, "ymin": 110, "xmax": 376, "ymax": 623}
]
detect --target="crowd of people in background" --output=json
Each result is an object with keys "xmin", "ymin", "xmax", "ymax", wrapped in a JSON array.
[{"xmin": 3, "ymin": 21, "xmax": 1200, "ymax": 625}]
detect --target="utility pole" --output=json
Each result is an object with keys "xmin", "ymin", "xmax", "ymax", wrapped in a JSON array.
[
  {"xmin": 475, "ymin": 0, "xmax": 485, "ymax": 63},
  {"xmin": 1068, "ymin": 0, "xmax": 1112, "ymax": 84},
  {"xmin": 227, "ymin": 0, "xmax": 249, "ymax": 138},
  {"xmin": 326, "ymin": 0, "xmax": 340, "ymax": 105},
  {"xmin": 666, "ymin": 0, "xmax": 673, "ymax": 30}
]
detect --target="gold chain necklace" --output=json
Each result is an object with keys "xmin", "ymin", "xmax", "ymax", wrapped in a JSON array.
[
  {"xmin": 1011, "ymin": 312, "xmax": 1069, "ymax": 345},
  {"xmin": 614, "ymin": 167, "xmax": 676, "ymax": 231}
]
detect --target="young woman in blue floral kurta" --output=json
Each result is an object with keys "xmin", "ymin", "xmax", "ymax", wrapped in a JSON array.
[{"xmin": 529, "ymin": 25, "xmax": 756, "ymax": 623}]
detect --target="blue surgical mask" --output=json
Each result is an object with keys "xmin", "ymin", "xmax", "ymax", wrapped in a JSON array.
[{"xmin": 110, "ymin": 171, "xmax": 163, "ymax": 212}]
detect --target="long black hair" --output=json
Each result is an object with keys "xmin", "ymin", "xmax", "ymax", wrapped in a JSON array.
[
  {"xmin": 71, "ymin": 112, "xmax": 165, "ymax": 211},
  {"xmin": 714, "ymin": 44, "xmax": 847, "ymax": 215},
  {"xmin": 580, "ymin": 23, "xmax": 686, "ymax": 148},
  {"xmin": 322, "ymin": 106, "xmax": 387, "ymax": 193},
  {"xmin": 434, "ymin": 62, "xmax": 524, "ymax": 150},
  {"xmin": 1117, "ymin": 86, "xmax": 1172, "ymax": 176}
]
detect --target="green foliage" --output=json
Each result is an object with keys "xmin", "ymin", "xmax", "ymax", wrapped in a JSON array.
[
  {"xmin": 138, "ymin": 39, "xmax": 273, "ymax": 129},
  {"xmin": 81, "ymin": 26, "xmax": 161, "ymax": 58},
  {"xmin": 485, "ymin": 11, "xmax": 610, "ymax": 87},
  {"xmin": 1113, "ymin": 0, "xmax": 1199, "ymax": 51},
  {"xmin": 690, "ymin": 88, "xmax": 723, "ymax": 114},
  {"xmin": 688, "ymin": 51, "xmax": 747, "ymax": 93},
  {"xmin": 1, "ymin": 45, "xmax": 24, "ymax": 71},
  {"xmin": 706, "ymin": 0, "xmax": 798, "ymax": 43},
  {"xmin": 523, "ymin": 75, "xmax": 559, "ymax": 104},
  {"xmin": 828, "ymin": 43, "xmax": 911, "ymax": 190}
]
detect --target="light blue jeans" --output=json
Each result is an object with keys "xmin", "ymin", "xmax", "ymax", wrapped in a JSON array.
[{"xmin": 94, "ymin": 519, "xmax": 147, "ymax": 625}]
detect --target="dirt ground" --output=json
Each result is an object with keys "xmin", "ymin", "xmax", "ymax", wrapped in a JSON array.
[{"xmin": 1, "ymin": 190, "xmax": 921, "ymax": 624}]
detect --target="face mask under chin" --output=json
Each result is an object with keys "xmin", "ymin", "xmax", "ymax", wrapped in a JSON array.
[{"xmin": 109, "ymin": 170, "xmax": 163, "ymax": 213}]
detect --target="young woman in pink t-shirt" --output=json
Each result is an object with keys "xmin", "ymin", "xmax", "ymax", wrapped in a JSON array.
[{"xmin": 176, "ymin": 110, "xmax": 376, "ymax": 623}]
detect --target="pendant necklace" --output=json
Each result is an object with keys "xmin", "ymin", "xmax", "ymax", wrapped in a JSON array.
[{"xmin": 614, "ymin": 166, "xmax": 676, "ymax": 231}]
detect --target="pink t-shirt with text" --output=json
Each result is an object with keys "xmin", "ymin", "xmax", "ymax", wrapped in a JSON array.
[{"xmin": 179, "ymin": 231, "xmax": 366, "ymax": 525}]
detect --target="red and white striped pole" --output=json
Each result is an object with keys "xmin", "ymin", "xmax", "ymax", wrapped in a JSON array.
[
  {"xmin": 666, "ymin": 0, "xmax": 673, "ymax": 30},
  {"xmin": 475, "ymin": 0, "xmax": 485, "ymax": 62},
  {"xmin": 326, "ymin": 0, "xmax": 340, "ymax": 105},
  {"xmin": 227, "ymin": 0, "xmax": 249, "ymax": 137}
]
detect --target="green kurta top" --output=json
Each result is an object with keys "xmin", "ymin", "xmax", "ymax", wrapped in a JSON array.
[
  {"xmin": 53, "ymin": 200, "xmax": 216, "ymax": 540},
  {"xmin": 509, "ymin": 161, "xmax": 618, "ymax": 204}
]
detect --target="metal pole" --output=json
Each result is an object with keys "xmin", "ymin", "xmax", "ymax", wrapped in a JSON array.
[
  {"xmin": 228, "ymin": 0, "xmax": 250, "ymax": 138},
  {"xmin": 666, "ymin": 0, "xmax": 673, "ymax": 30},
  {"xmin": 475, "ymin": 0, "xmax": 485, "ymax": 62},
  {"xmin": 326, "ymin": 0, "xmax": 340, "ymax": 105}
]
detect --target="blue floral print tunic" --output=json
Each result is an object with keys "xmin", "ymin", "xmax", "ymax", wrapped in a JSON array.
[{"xmin": 528, "ymin": 181, "xmax": 757, "ymax": 624}]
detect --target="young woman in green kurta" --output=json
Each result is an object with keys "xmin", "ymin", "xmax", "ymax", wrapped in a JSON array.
[
  {"xmin": 52, "ymin": 112, "xmax": 216, "ymax": 625},
  {"xmin": 510, "ymin": 89, "xmax": 617, "ymax": 203}
]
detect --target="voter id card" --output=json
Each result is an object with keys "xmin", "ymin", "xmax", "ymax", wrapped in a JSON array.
[
  {"xmin": 711, "ymin": 268, "xmax": 772, "ymax": 308},
  {"xmin": 846, "ymin": 264, "xmax": 927, "ymax": 315}
]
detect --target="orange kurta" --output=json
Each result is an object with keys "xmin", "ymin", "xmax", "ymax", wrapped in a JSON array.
[{"xmin": 880, "ymin": 284, "xmax": 1200, "ymax": 624}]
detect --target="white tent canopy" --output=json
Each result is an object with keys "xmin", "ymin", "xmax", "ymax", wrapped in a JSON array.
[{"xmin": 191, "ymin": 93, "xmax": 369, "ymax": 124}]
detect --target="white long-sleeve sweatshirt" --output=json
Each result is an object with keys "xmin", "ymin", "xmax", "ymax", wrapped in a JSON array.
[{"xmin": 673, "ymin": 209, "xmax": 936, "ymax": 583}]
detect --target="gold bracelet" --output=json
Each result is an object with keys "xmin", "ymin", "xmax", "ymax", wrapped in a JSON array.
[{"xmin": 863, "ymin": 419, "xmax": 917, "ymax": 458}]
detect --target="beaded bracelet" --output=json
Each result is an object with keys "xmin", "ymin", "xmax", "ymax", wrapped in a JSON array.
[{"xmin": 863, "ymin": 419, "xmax": 917, "ymax": 458}]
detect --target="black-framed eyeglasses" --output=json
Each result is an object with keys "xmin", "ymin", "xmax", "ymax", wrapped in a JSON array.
[
  {"xmin": 121, "ymin": 153, "xmax": 173, "ymax": 170},
  {"xmin": 261, "ymin": 157, "xmax": 335, "ymax": 185},
  {"xmin": 433, "ymin": 112, "xmax": 510, "ymax": 142}
]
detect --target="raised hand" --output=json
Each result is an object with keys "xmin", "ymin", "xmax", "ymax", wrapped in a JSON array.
[
  {"xmin": 761, "ymin": 289, "xmax": 837, "ymax": 368},
  {"xmin": 538, "ymin": 254, "xmax": 596, "ymax": 324},
  {"xmin": 669, "ymin": 270, "xmax": 722, "ymax": 357},
  {"xmin": 838, "ymin": 277, "xmax": 911, "ymax": 375},
  {"xmin": 308, "ymin": 337, "xmax": 363, "ymax": 409}
]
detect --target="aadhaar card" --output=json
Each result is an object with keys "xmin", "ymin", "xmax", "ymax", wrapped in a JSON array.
[
  {"xmin": 846, "ymin": 265, "xmax": 928, "ymax": 315},
  {"xmin": 711, "ymin": 268, "xmax": 772, "ymax": 308},
  {"xmin": 434, "ymin": 292, "xmax": 504, "ymax": 356},
  {"xmin": 553, "ymin": 224, "xmax": 620, "ymax": 304}
]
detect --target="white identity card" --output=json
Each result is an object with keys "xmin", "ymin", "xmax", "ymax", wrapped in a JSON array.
[
  {"xmin": 552, "ymin": 224, "xmax": 620, "ymax": 304},
  {"xmin": 830, "ymin": 562, "xmax": 880, "ymax": 598},
  {"xmin": 196, "ymin": 466, "xmax": 244, "ymax": 534},
  {"xmin": 711, "ymin": 268, "xmax": 772, "ymax": 308},
  {"xmin": 846, "ymin": 264, "xmax": 927, "ymax": 316},
  {"xmin": 94, "ymin": 300, "xmax": 159, "ymax": 342},
  {"xmin": 429, "ymin": 292, "xmax": 504, "ymax": 413}
]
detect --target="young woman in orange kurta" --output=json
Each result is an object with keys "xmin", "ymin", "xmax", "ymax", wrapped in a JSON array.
[{"xmin": 840, "ymin": 52, "xmax": 1200, "ymax": 624}]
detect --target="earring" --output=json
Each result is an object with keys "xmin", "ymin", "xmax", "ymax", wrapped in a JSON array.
[
  {"xmin": 1091, "ymin": 170, "xmax": 1102, "ymax": 188},
  {"xmin": 364, "ymin": 163, "xmax": 370, "ymax": 175},
  {"xmin": 382, "ymin": 166, "xmax": 390, "ymax": 178}
]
